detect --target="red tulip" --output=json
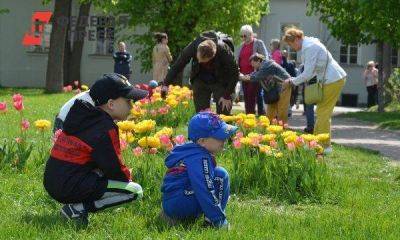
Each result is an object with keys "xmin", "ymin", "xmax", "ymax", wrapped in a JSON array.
[
  {"xmin": 13, "ymin": 100, "xmax": 24, "ymax": 111},
  {"xmin": 12, "ymin": 93, "xmax": 23, "ymax": 103},
  {"xmin": 0, "ymin": 102, "xmax": 7, "ymax": 113}
]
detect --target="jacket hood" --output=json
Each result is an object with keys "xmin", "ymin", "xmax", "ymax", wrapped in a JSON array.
[
  {"xmin": 165, "ymin": 142, "xmax": 211, "ymax": 168},
  {"xmin": 63, "ymin": 99, "xmax": 112, "ymax": 134}
]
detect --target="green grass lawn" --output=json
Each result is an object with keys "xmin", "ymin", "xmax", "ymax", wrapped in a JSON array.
[
  {"xmin": 1, "ymin": 89, "xmax": 400, "ymax": 239},
  {"xmin": 340, "ymin": 102, "xmax": 400, "ymax": 130}
]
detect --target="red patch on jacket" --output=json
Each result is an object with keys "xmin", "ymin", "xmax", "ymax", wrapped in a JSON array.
[{"xmin": 51, "ymin": 132, "xmax": 92, "ymax": 164}]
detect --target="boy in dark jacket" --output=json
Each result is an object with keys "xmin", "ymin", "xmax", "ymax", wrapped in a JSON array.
[
  {"xmin": 161, "ymin": 112, "xmax": 237, "ymax": 228},
  {"xmin": 44, "ymin": 73, "xmax": 148, "ymax": 225},
  {"xmin": 113, "ymin": 42, "xmax": 132, "ymax": 80}
]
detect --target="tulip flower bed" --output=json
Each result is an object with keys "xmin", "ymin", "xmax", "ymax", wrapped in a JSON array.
[
  {"xmin": 1, "ymin": 86, "xmax": 328, "ymax": 203},
  {"xmin": 1, "ymin": 88, "xmax": 400, "ymax": 239}
]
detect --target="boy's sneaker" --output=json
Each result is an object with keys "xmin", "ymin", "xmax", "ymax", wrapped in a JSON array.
[{"xmin": 61, "ymin": 204, "xmax": 88, "ymax": 226}]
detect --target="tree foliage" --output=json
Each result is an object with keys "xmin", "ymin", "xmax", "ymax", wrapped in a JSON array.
[
  {"xmin": 307, "ymin": 0, "xmax": 400, "ymax": 47},
  {"xmin": 99, "ymin": 0, "xmax": 270, "ymax": 73}
]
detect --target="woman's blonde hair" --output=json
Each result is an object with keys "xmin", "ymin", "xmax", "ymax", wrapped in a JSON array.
[
  {"xmin": 367, "ymin": 61, "xmax": 375, "ymax": 68},
  {"xmin": 282, "ymin": 27, "xmax": 304, "ymax": 43}
]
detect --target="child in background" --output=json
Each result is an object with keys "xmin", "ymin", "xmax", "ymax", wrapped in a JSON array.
[
  {"xmin": 135, "ymin": 80, "xmax": 158, "ymax": 98},
  {"xmin": 270, "ymin": 39, "xmax": 283, "ymax": 65},
  {"xmin": 161, "ymin": 112, "xmax": 238, "ymax": 229}
]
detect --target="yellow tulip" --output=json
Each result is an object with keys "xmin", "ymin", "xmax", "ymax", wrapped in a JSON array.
[
  {"xmin": 281, "ymin": 130, "xmax": 297, "ymax": 138},
  {"xmin": 243, "ymin": 118, "xmax": 257, "ymax": 128},
  {"xmin": 34, "ymin": 119, "xmax": 51, "ymax": 131},
  {"xmin": 316, "ymin": 133, "xmax": 330, "ymax": 142},
  {"xmin": 117, "ymin": 120, "xmax": 135, "ymax": 132},
  {"xmin": 267, "ymin": 125, "xmax": 283, "ymax": 134},
  {"xmin": 262, "ymin": 134, "xmax": 276, "ymax": 142},
  {"xmin": 155, "ymin": 127, "xmax": 173, "ymax": 137},
  {"xmin": 301, "ymin": 134, "xmax": 317, "ymax": 142}
]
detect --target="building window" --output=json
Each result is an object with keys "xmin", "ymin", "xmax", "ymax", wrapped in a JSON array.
[
  {"xmin": 391, "ymin": 48, "xmax": 399, "ymax": 66},
  {"xmin": 95, "ymin": 16, "xmax": 114, "ymax": 55},
  {"xmin": 340, "ymin": 44, "xmax": 358, "ymax": 64},
  {"xmin": 280, "ymin": 23, "xmax": 300, "ymax": 62}
]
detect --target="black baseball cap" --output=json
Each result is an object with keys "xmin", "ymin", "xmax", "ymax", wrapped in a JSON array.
[{"xmin": 89, "ymin": 73, "xmax": 149, "ymax": 106}]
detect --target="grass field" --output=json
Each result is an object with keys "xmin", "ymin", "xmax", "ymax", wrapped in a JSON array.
[
  {"xmin": 340, "ymin": 102, "xmax": 400, "ymax": 130},
  {"xmin": 1, "ymin": 89, "xmax": 400, "ymax": 239}
]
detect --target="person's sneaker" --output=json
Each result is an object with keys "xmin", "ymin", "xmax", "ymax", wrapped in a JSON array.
[
  {"xmin": 159, "ymin": 210, "xmax": 178, "ymax": 226},
  {"xmin": 323, "ymin": 146, "xmax": 333, "ymax": 155},
  {"xmin": 304, "ymin": 127, "xmax": 314, "ymax": 134},
  {"xmin": 61, "ymin": 204, "xmax": 88, "ymax": 226}
]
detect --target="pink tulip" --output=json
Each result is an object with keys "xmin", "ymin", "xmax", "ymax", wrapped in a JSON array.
[
  {"xmin": 308, "ymin": 140, "xmax": 318, "ymax": 149},
  {"xmin": 74, "ymin": 80, "xmax": 79, "ymax": 87},
  {"xmin": 149, "ymin": 148, "xmax": 158, "ymax": 154},
  {"xmin": 158, "ymin": 107, "xmax": 169, "ymax": 115},
  {"xmin": 133, "ymin": 147, "xmax": 143, "ymax": 157},
  {"xmin": 174, "ymin": 135, "xmax": 186, "ymax": 145},
  {"xmin": 270, "ymin": 140, "xmax": 278, "ymax": 149},
  {"xmin": 272, "ymin": 118, "xmax": 278, "ymax": 125},
  {"xmin": 283, "ymin": 123, "xmax": 289, "ymax": 129},
  {"xmin": 235, "ymin": 131, "xmax": 244, "ymax": 139},
  {"xmin": 52, "ymin": 129, "xmax": 63, "ymax": 143},
  {"xmin": 250, "ymin": 138, "xmax": 260, "ymax": 147},
  {"xmin": 159, "ymin": 134, "xmax": 171, "ymax": 146},
  {"xmin": 0, "ymin": 102, "xmax": 7, "ymax": 113},
  {"xmin": 12, "ymin": 93, "xmax": 23, "ymax": 103},
  {"xmin": 150, "ymin": 109, "xmax": 157, "ymax": 116},
  {"xmin": 21, "ymin": 119, "xmax": 30, "ymax": 131},
  {"xmin": 13, "ymin": 100, "xmax": 24, "ymax": 111},
  {"xmin": 286, "ymin": 142, "xmax": 296, "ymax": 151},
  {"xmin": 278, "ymin": 120, "xmax": 284, "ymax": 126},
  {"xmin": 120, "ymin": 139, "xmax": 128, "ymax": 151},
  {"xmin": 233, "ymin": 139, "xmax": 242, "ymax": 149},
  {"xmin": 296, "ymin": 136, "xmax": 305, "ymax": 146},
  {"xmin": 15, "ymin": 137, "xmax": 22, "ymax": 143}
]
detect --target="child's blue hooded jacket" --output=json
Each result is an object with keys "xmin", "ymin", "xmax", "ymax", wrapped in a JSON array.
[{"xmin": 161, "ymin": 142, "xmax": 225, "ymax": 225}]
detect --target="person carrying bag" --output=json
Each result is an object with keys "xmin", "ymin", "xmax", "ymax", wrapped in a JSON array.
[
  {"xmin": 304, "ymin": 50, "xmax": 330, "ymax": 105},
  {"xmin": 282, "ymin": 27, "xmax": 347, "ymax": 154}
]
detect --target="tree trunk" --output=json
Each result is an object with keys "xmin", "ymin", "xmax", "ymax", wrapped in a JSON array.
[
  {"xmin": 45, "ymin": 0, "xmax": 72, "ymax": 92},
  {"xmin": 377, "ymin": 41, "xmax": 384, "ymax": 112},
  {"xmin": 68, "ymin": 2, "xmax": 91, "ymax": 85},
  {"xmin": 377, "ymin": 42, "xmax": 392, "ymax": 112},
  {"xmin": 63, "ymin": 1, "xmax": 72, "ymax": 86},
  {"xmin": 382, "ymin": 43, "xmax": 392, "ymax": 106}
]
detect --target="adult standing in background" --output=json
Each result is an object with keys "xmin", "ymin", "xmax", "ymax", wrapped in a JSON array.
[
  {"xmin": 153, "ymin": 32, "xmax": 173, "ymax": 83},
  {"xmin": 237, "ymin": 25, "xmax": 268, "ymax": 115},
  {"xmin": 363, "ymin": 61, "xmax": 378, "ymax": 107},
  {"xmin": 113, "ymin": 42, "xmax": 132, "ymax": 81},
  {"xmin": 282, "ymin": 27, "xmax": 347, "ymax": 154}
]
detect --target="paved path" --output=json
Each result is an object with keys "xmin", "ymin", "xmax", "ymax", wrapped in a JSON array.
[{"xmin": 232, "ymin": 103, "xmax": 400, "ymax": 161}]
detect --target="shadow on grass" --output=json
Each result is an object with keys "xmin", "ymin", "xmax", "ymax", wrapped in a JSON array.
[{"xmin": 21, "ymin": 212, "xmax": 87, "ymax": 231}]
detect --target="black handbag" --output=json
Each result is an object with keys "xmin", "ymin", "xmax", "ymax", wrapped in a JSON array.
[{"xmin": 260, "ymin": 76, "xmax": 281, "ymax": 104}]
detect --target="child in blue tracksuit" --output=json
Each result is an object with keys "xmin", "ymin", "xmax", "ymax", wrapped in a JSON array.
[{"xmin": 161, "ymin": 112, "xmax": 238, "ymax": 228}]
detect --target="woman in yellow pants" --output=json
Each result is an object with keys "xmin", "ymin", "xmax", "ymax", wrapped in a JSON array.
[{"xmin": 282, "ymin": 27, "xmax": 347, "ymax": 154}]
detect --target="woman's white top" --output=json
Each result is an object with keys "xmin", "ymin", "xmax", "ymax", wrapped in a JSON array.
[
  {"xmin": 58, "ymin": 91, "xmax": 94, "ymax": 121},
  {"xmin": 291, "ymin": 36, "xmax": 347, "ymax": 86}
]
